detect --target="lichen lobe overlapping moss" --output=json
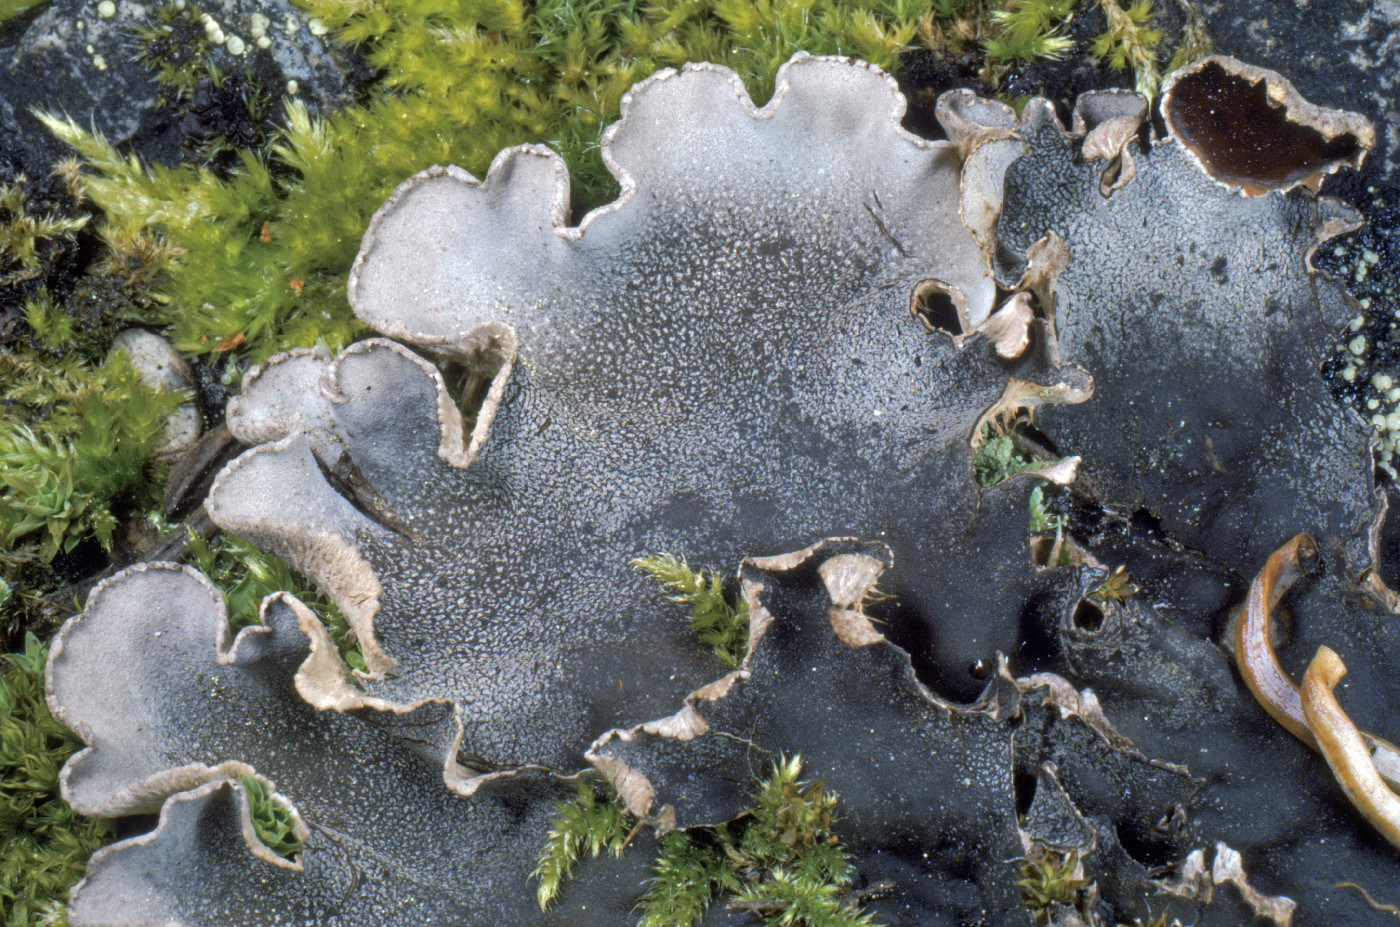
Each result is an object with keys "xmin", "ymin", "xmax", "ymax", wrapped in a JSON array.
[{"xmin": 43, "ymin": 52, "xmax": 1400, "ymax": 927}]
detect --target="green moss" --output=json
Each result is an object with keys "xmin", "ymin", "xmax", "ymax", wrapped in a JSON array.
[
  {"xmin": 533, "ymin": 777, "xmax": 636, "ymax": 909},
  {"xmin": 1026, "ymin": 484, "xmax": 1064, "ymax": 533},
  {"xmin": 982, "ymin": 0, "xmax": 1075, "ymax": 66},
  {"xmin": 1087, "ymin": 564, "xmax": 1136, "ymax": 602},
  {"xmin": 0, "ymin": 181, "xmax": 87, "ymax": 287},
  {"xmin": 238, "ymin": 774, "xmax": 302, "ymax": 859},
  {"xmin": 634, "ymin": 553, "xmax": 749, "ymax": 667},
  {"xmin": 1, "ymin": 633, "xmax": 113, "ymax": 924},
  {"xmin": 972, "ymin": 422, "xmax": 1048, "ymax": 488},
  {"xmin": 185, "ymin": 532, "xmax": 366, "ymax": 671},
  {"xmin": 133, "ymin": 1, "xmax": 221, "ymax": 107},
  {"xmin": 1088, "ymin": 0, "xmax": 1162, "ymax": 97},
  {"xmin": 1017, "ymin": 848, "xmax": 1088, "ymax": 922},
  {"xmin": 0, "ymin": 0, "xmax": 45, "ymax": 23},
  {"xmin": 535, "ymin": 757, "xmax": 882, "ymax": 926},
  {"xmin": 0, "ymin": 350, "xmax": 182, "ymax": 564}
]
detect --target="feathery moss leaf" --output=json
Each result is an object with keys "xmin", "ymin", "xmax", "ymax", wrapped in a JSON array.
[{"xmin": 634, "ymin": 553, "xmax": 749, "ymax": 667}]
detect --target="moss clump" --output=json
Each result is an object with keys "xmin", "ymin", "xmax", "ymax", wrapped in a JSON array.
[
  {"xmin": 1027, "ymin": 484, "xmax": 1065, "ymax": 533},
  {"xmin": 1088, "ymin": 0, "xmax": 1162, "ymax": 96},
  {"xmin": 634, "ymin": 553, "xmax": 749, "ymax": 667},
  {"xmin": 0, "ymin": 181, "xmax": 88, "ymax": 289},
  {"xmin": 535, "ymin": 757, "xmax": 881, "ymax": 927},
  {"xmin": 132, "ymin": 1, "xmax": 280, "ymax": 170},
  {"xmin": 1017, "ymin": 848, "xmax": 1087, "ymax": 921},
  {"xmin": 0, "ymin": 633, "xmax": 113, "ymax": 925},
  {"xmin": 0, "ymin": 344, "xmax": 184, "ymax": 644},
  {"xmin": 982, "ymin": 0, "xmax": 1076, "ymax": 67},
  {"xmin": 642, "ymin": 756, "xmax": 878, "ymax": 927}
]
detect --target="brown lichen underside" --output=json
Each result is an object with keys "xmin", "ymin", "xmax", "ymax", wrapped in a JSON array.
[{"xmin": 1162, "ymin": 57, "xmax": 1373, "ymax": 195}]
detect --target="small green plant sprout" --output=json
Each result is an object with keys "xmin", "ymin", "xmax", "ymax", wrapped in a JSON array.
[
  {"xmin": 982, "ymin": 0, "xmax": 1077, "ymax": 70},
  {"xmin": 238, "ymin": 774, "xmax": 302, "ymax": 859},
  {"xmin": 637, "ymin": 756, "xmax": 881, "ymax": 927},
  {"xmin": 185, "ymin": 532, "xmax": 367, "ymax": 671},
  {"xmin": 1164, "ymin": 0, "xmax": 1212, "ymax": 75},
  {"xmin": 2, "ymin": 633, "xmax": 114, "ymax": 922},
  {"xmin": 0, "ymin": 180, "xmax": 88, "ymax": 286},
  {"xmin": 1026, "ymin": 484, "xmax": 1066, "ymax": 534},
  {"xmin": 1089, "ymin": 0, "xmax": 1164, "ymax": 97},
  {"xmin": 1088, "ymin": 565, "xmax": 1137, "ymax": 603},
  {"xmin": 0, "ymin": 352, "xmax": 184, "ymax": 564},
  {"xmin": 915, "ymin": 0, "xmax": 995, "ymax": 58},
  {"xmin": 973, "ymin": 421, "xmax": 1048, "ymax": 488},
  {"xmin": 1017, "ymin": 847, "xmax": 1088, "ymax": 918},
  {"xmin": 133, "ymin": 1, "xmax": 220, "ymax": 107},
  {"xmin": 534, "ymin": 777, "xmax": 637, "ymax": 909},
  {"xmin": 633, "ymin": 553, "xmax": 750, "ymax": 667}
]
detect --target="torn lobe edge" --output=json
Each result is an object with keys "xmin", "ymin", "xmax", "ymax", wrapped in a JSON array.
[
  {"xmin": 970, "ymin": 370, "xmax": 1093, "ymax": 489},
  {"xmin": 213, "ymin": 335, "xmax": 515, "ymax": 677},
  {"xmin": 1072, "ymin": 89, "xmax": 1148, "ymax": 197},
  {"xmin": 1150, "ymin": 842, "xmax": 1297, "ymax": 927},
  {"xmin": 587, "ymin": 539, "xmax": 1014, "ymax": 829},
  {"xmin": 68, "ymin": 778, "xmax": 307, "ymax": 927},
  {"xmin": 214, "ymin": 338, "xmax": 551, "ymax": 795},
  {"xmin": 1014, "ymin": 666, "xmax": 1192, "ymax": 779},
  {"xmin": 586, "ymin": 538, "xmax": 892, "ymax": 824}
]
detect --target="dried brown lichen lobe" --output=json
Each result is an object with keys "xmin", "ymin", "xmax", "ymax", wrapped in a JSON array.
[{"xmin": 1161, "ymin": 56, "xmax": 1374, "ymax": 195}]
